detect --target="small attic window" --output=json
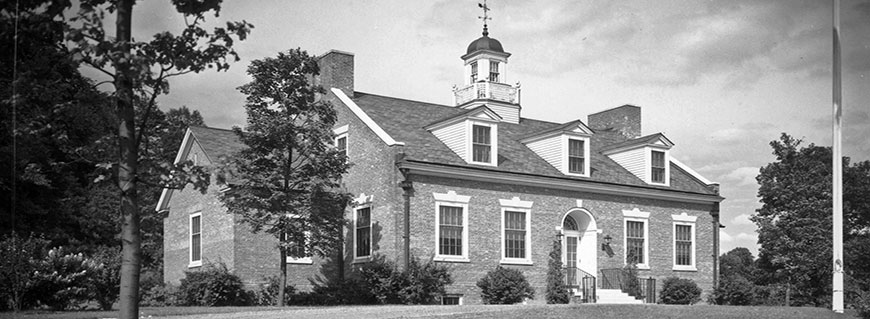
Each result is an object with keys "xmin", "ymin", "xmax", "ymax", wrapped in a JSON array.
[
  {"xmin": 568, "ymin": 139, "xmax": 585, "ymax": 175},
  {"xmin": 472, "ymin": 125, "xmax": 492, "ymax": 163},
  {"xmin": 470, "ymin": 62, "xmax": 478, "ymax": 83},
  {"xmin": 651, "ymin": 150, "xmax": 666, "ymax": 184}
]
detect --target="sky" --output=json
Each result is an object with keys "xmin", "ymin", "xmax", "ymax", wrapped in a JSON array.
[{"xmin": 97, "ymin": 0, "xmax": 869, "ymax": 256}]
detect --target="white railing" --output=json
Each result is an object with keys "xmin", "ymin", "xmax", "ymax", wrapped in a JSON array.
[{"xmin": 453, "ymin": 81, "xmax": 519, "ymax": 106}]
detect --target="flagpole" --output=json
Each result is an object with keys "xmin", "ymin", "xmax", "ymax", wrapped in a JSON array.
[{"xmin": 832, "ymin": 0, "xmax": 844, "ymax": 313}]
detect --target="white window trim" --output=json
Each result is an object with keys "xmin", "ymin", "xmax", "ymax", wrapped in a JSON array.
[
  {"xmin": 467, "ymin": 121, "xmax": 498, "ymax": 166},
  {"xmin": 499, "ymin": 197, "xmax": 533, "ymax": 265},
  {"xmin": 353, "ymin": 193, "xmax": 374, "ymax": 262},
  {"xmin": 562, "ymin": 135, "xmax": 591, "ymax": 177},
  {"xmin": 286, "ymin": 230, "xmax": 313, "ymax": 265},
  {"xmin": 334, "ymin": 125, "xmax": 349, "ymax": 160},
  {"xmin": 434, "ymin": 191, "xmax": 471, "ymax": 262},
  {"xmin": 622, "ymin": 208, "xmax": 650, "ymax": 270},
  {"xmin": 647, "ymin": 147, "xmax": 670, "ymax": 186},
  {"xmin": 672, "ymin": 213, "xmax": 697, "ymax": 271},
  {"xmin": 189, "ymin": 212, "xmax": 202, "ymax": 268}
]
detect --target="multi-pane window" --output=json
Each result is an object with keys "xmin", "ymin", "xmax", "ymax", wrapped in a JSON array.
[
  {"xmin": 651, "ymin": 150, "xmax": 666, "ymax": 183},
  {"xmin": 442, "ymin": 296, "xmax": 461, "ymax": 305},
  {"xmin": 568, "ymin": 139, "xmax": 585, "ymax": 174},
  {"xmin": 470, "ymin": 62, "xmax": 478, "ymax": 83},
  {"xmin": 489, "ymin": 61, "xmax": 499, "ymax": 82},
  {"xmin": 472, "ymin": 125, "xmax": 491, "ymax": 163},
  {"xmin": 355, "ymin": 207, "xmax": 371, "ymax": 258},
  {"xmin": 626, "ymin": 220, "xmax": 645, "ymax": 264},
  {"xmin": 190, "ymin": 214, "xmax": 201, "ymax": 266},
  {"xmin": 504, "ymin": 211, "xmax": 527, "ymax": 259},
  {"xmin": 439, "ymin": 205, "xmax": 464, "ymax": 256},
  {"xmin": 336, "ymin": 135, "xmax": 347, "ymax": 158},
  {"xmin": 675, "ymin": 224, "xmax": 693, "ymax": 266}
]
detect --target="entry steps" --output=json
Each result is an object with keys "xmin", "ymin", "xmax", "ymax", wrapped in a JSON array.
[{"xmin": 595, "ymin": 289, "xmax": 643, "ymax": 304}]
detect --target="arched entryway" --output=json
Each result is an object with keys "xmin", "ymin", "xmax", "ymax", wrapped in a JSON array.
[{"xmin": 561, "ymin": 208, "xmax": 598, "ymax": 292}]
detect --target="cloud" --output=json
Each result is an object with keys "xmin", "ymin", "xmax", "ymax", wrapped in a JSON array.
[
  {"xmin": 722, "ymin": 166, "xmax": 760, "ymax": 186},
  {"xmin": 736, "ymin": 232, "xmax": 757, "ymax": 242},
  {"xmin": 731, "ymin": 213, "xmax": 754, "ymax": 225},
  {"xmin": 720, "ymin": 231, "xmax": 734, "ymax": 243}
]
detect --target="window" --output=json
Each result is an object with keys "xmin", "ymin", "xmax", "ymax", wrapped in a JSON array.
[
  {"xmin": 675, "ymin": 225, "xmax": 692, "ymax": 266},
  {"xmin": 500, "ymin": 197, "xmax": 533, "ymax": 265},
  {"xmin": 354, "ymin": 206, "xmax": 371, "ymax": 259},
  {"xmin": 441, "ymin": 295, "xmax": 462, "ymax": 305},
  {"xmin": 568, "ymin": 139, "xmax": 585, "ymax": 174},
  {"xmin": 626, "ymin": 221, "xmax": 645, "ymax": 264},
  {"xmin": 504, "ymin": 211, "xmax": 527, "ymax": 259},
  {"xmin": 472, "ymin": 125, "xmax": 491, "ymax": 163},
  {"xmin": 672, "ymin": 213, "xmax": 697, "ymax": 270},
  {"xmin": 284, "ymin": 230, "xmax": 312, "ymax": 264},
  {"xmin": 334, "ymin": 125, "xmax": 348, "ymax": 161},
  {"xmin": 489, "ymin": 61, "xmax": 499, "ymax": 82},
  {"xmin": 434, "ymin": 191, "xmax": 470, "ymax": 262},
  {"xmin": 439, "ymin": 205, "xmax": 464, "ymax": 256},
  {"xmin": 651, "ymin": 150, "xmax": 666, "ymax": 184},
  {"xmin": 189, "ymin": 212, "xmax": 202, "ymax": 267},
  {"xmin": 623, "ymin": 208, "xmax": 650, "ymax": 269},
  {"xmin": 470, "ymin": 62, "xmax": 478, "ymax": 83}
]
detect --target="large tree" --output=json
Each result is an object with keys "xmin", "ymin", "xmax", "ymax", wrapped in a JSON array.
[
  {"xmin": 66, "ymin": 1, "xmax": 251, "ymax": 317},
  {"xmin": 219, "ymin": 49, "xmax": 351, "ymax": 306},
  {"xmin": 752, "ymin": 133, "xmax": 870, "ymax": 306}
]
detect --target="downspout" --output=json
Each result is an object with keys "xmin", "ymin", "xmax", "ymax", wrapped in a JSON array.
[
  {"xmin": 711, "ymin": 202, "xmax": 721, "ymax": 290},
  {"xmin": 400, "ymin": 180, "xmax": 413, "ymax": 270}
]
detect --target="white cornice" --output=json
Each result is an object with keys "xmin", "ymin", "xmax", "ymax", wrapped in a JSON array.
[
  {"xmin": 157, "ymin": 128, "xmax": 197, "ymax": 212},
  {"xmin": 398, "ymin": 161, "xmax": 723, "ymax": 205},
  {"xmin": 331, "ymin": 88, "xmax": 404, "ymax": 147}
]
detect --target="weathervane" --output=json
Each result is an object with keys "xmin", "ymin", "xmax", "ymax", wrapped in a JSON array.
[{"xmin": 478, "ymin": 0, "xmax": 491, "ymax": 36}]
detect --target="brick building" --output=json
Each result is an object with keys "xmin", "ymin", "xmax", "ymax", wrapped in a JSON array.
[{"xmin": 159, "ymin": 28, "xmax": 723, "ymax": 304}]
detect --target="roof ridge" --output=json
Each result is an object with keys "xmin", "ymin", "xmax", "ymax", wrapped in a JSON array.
[
  {"xmin": 354, "ymin": 91, "xmax": 454, "ymax": 109},
  {"xmin": 190, "ymin": 125, "xmax": 237, "ymax": 133}
]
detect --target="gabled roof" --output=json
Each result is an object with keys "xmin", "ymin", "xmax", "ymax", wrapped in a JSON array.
[
  {"xmin": 599, "ymin": 133, "xmax": 674, "ymax": 154},
  {"xmin": 425, "ymin": 105, "xmax": 502, "ymax": 130},
  {"xmin": 156, "ymin": 126, "xmax": 243, "ymax": 212},
  {"xmin": 520, "ymin": 119, "xmax": 594, "ymax": 144},
  {"xmin": 346, "ymin": 91, "xmax": 718, "ymax": 196},
  {"xmin": 185, "ymin": 126, "xmax": 244, "ymax": 164}
]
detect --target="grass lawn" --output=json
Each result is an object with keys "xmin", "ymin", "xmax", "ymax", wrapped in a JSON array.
[{"xmin": 0, "ymin": 304, "xmax": 858, "ymax": 319}]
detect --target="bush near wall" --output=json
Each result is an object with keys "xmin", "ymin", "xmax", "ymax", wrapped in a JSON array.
[
  {"xmin": 477, "ymin": 266, "xmax": 535, "ymax": 304},
  {"xmin": 660, "ymin": 277, "xmax": 701, "ymax": 305},
  {"xmin": 177, "ymin": 263, "xmax": 250, "ymax": 306}
]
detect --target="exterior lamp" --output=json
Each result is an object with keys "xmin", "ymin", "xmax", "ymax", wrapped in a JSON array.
[{"xmin": 602, "ymin": 234, "xmax": 614, "ymax": 257}]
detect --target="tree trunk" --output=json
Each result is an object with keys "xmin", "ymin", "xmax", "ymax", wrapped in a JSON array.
[
  {"xmin": 785, "ymin": 282, "xmax": 790, "ymax": 307},
  {"xmin": 116, "ymin": 1, "xmax": 141, "ymax": 318},
  {"xmin": 278, "ymin": 229, "xmax": 287, "ymax": 306}
]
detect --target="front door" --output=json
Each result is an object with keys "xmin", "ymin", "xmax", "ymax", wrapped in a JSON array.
[{"xmin": 563, "ymin": 233, "xmax": 581, "ymax": 287}]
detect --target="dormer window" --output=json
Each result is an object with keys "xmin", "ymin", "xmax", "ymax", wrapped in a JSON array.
[
  {"xmin": 568, "ymin": 139, "xmax": 586, "ymax": 175},
  {"xmin": 651, "ymin": 150, "xmax": 666, "ymax": 184},
  {"xmin": 489, "ymin": 61, "xmax": 499, "ymax": 82},
  {"xmin": 472, "ymin": 124, "xmax": 492, "ymax": 163},
  {"xmin": 470, "ymin": 62, "xmax": 478, "ymax": 83}
]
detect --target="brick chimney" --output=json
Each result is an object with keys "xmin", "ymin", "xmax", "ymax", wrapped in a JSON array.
[
  {"xmin": 587, "ymin": 105, "xmax": 641, "ymax": 143},
  {"xmin": 315, "ymin": 50, "xmax": 354, "ymax": 98}
]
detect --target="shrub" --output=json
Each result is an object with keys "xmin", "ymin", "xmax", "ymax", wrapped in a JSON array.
[
  {"xmin": 477, "ymin": 266, "xmax": 535, "ymax": 304},
  {"xmin": 177, "ymin": 263, "xmax": 250, "ymax": 306},
  {"xmin": 400, "ymin": 257, "xmax": 452, "ymax": 304},
  {"xmin": 660, "ymin": 277, "xmax": 701, "ymax": 305},
  {"xmin": 0, "ymin": 233, "xmax": 49, "ymax": 311},
  {"xmin": 85, "ymin": 246, "xmax": 121, "ymax": 310},
  {"xmin": 708, "ymin": 274, "xmax": 755, "ymax": 305},
  {"xmin": 30, "ymin": 247, "xmax": 98, "ymax": 310},
  {"xmin": 853, "ymin": 289, "xmax": 870, "ymax": 319},
  {"xmin": 251, "ymin": 276, "xmax": 296, "ymax": 306},
  {"xmin": 545, "ymin": 240, "xmax": 570, "ymax": 304},
  {"xmin": 359, "ymin": 256, "xmax": 405, "ymax": 304},
  {"xmin": 308, "ymin": 277, "xmax": 374, "ymax": 305},
  {"xmin": 140, "ymin": 283, "xmax": 180, "ymax": 307}
]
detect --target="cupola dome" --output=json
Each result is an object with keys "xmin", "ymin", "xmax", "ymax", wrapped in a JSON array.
[{"xmin": 466, "ymin": 35, "xmax": 505, "ymax": 55}]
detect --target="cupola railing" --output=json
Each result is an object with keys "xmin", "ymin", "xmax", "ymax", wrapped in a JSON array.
[{"xmin": 454, "ymin": 81, "xmax": 520, "ymax": 106}]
